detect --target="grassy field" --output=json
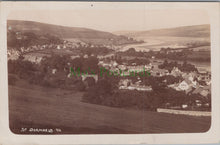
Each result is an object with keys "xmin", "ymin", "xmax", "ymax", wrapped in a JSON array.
[
  {"xmin": 187, "ymin": 51, "xmax": 210, "ymax": 60},
  {"xmin": 9, "ymin": 79, "xmax": 211, "ymax": 134}
]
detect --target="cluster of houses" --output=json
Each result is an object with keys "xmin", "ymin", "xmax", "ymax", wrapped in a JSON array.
[
  {"xmin": 7, "ymin": 39, "xmax": 120, "ymax": 63},
  {"xmin": 7, "ymin": 40, "xmax": 81, "ymax": 63},
  {"xmin": 8, "ymin": 44, "xmax": 55, "ymax": 61},
  {"xmin": 8, "ymin": 36, "xmax": 211, "ymax": 109},
  {"xmin": 7, "ymin": 49, "xmax": 20, "ymax": 60},
  {"xmin": 8, "ymin": 41, "xmax": 211, "ymax": 98},
  {"xmin": 98, "ymin": 59, "xmax": 152, "ymax": 91},
  {"xmin": 97, "ymin": 58, "xmax": 211, "ymax": 102},
  {"xmin": 56, "ymin": 40, "xmax": 88, "ymax": 50},
  {"xmin": 118, "ymin": 78, "xmax": 152, "ymax": 91},
  {"xmin": 40, "ymin": 52, "xmax": 212, "ymax": 111},
  {"xmin": 167, "ymin": 67, "xmax": 211, "ymax": 98}
]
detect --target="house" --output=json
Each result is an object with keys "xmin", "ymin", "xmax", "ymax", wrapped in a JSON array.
[
  {"xmin": 151, "ymin": 68, "xmax": 168, "ymax": 77},
  {"xmin": 136, "ymin": 85, "xmax": 152, "ymax": 91},
  {"xmin": 119, "ymin": 79, "xmax": 131, "ymax": 87},
  {"xmin": 145, "ymin": 63, "xmax": 152, "ymax": 70},
  {"xmin": 206, "ymin": 80, "xmax": 211, "ymax": 85},
  {"xmin": 111, "ymin": 61, "xmax": 118, "ymax": 67},
  {"xmin": 57, "ymin": 45, "xmax": 61, "ymax": 50},
  {"xmin": 118, "ymin": 79, "xmax": 152, "ymax": 91},
  {"xmin": 98, "ymin": 61, "xmax": 104, "ymax": 66},
  {"xmin": 127, "ymin": 65, "xmax": 145, "ymax": 72},
  {"xmin": 7, "ymin": 49, "xmax": 20, "ymax": 60},
  {"xmin": 191, "ymin": 80, "xmax": 198, "ymax": 88},
  {"xmin": 183, "ymin": 73, "xmax": 198, "ymax": 88},
  {"xmin": 71, "ymin": 55, "xmax": 80, "ymax": 59},
  {"xmin": 201, "ymin": 85, "xmax": 211, "ymax": 97},
  {"xmin": 203, "ymin": 85, "xmax": 211, "ymax": 92},
  {"xmin": 52, "ymin": 69, "xmax": 57, "ymax": 74},
  {"xmin": 178, "ymin": 80, "xmax": 191, "ymax": 91},
  {"xmin": 182, "ymin": 104, "xmax": 188, "ymax": 109},
  {"xmin": 126, "ymin": 85, "xmax": 152, "ymax": 91},
  {"xmin": 135, "ymin": 80, "xmax": 142, "ymax": 85},
  {"xmin": 83, "ymin": 54, "xmax": 88, "ymax": 58},
  {"xmin": 132, "ymin": 63, "xmax": 136, "ymax": 66},
  {"xmin": 192, "ymin": 85, "xmax": 211, "ymax": 97},
  {"xmin": 200, "ymin": 90, "xmax": 209, "ymax": 97},
  {"xmin": 118, "ymin": 65, "xmax": 127, "ymax": 71},
  {"xmin": 192, "ymin": 87, "xmax": 203, "ymax": 95},
  {"xmin": 81, "ymin": 74, "xmax": 98, "ymax": 83},
  {"xmin": 198, "ymin": 67, "xmax": 208, "ymax": 74},
  {"xmin": 168, "ymin": 79, "xmax": 192, "ymax": 94},
  {"xmin": 171, "ymin": 67, "xmax": 182, "ymax": 77},
  {"xmin": 123, "ymin": 71, "xmax": 130, "ymax": 76}
]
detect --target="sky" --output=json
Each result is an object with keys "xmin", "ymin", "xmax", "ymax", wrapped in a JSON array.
[{"xmin": 7, "ymin": 8, "xmax": 209, "ymax": 32}]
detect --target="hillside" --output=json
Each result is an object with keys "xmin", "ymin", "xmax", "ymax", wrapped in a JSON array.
[
  {"xmin": 114, "ymin": 24, "xmax": 210, "ymax": 38},
  {"xmin": 114, "ymin": 24, "xmax": 210, "ymax": 52},
  {"xmin": 7, "ymin": 20, "xmax": 141, "ymax": 45},
  {"xmin": 9, "ymin": 78, "xmax": 211, "ymax": 134}
]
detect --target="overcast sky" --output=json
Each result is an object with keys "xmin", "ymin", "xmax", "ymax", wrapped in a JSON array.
[{"xmin": 8, "ymin": 8, "xmax": 209, "ymax": 32}]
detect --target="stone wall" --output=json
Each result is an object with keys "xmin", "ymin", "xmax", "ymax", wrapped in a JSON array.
[{"xmin": 157, "ymin": 108, "xmax": 211, "ymax": 116}]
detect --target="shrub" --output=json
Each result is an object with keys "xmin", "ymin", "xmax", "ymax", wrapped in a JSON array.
[{"xmin": 76, "ymin": 81, "xmax": 86, "ymax": 91}]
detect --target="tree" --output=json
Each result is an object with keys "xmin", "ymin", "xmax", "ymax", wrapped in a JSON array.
[
  {"xmin": 84, "ymin": 56, "xmax": 99, "ymax": 73},
  {"xmin": 76, "ymin": 81, "xmax": 86, "ymax": 91}
]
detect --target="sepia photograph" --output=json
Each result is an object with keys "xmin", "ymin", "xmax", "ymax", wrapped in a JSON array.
[{"xmin": 5, "ymin": 3, "xmax": 213, "ymax": 135}]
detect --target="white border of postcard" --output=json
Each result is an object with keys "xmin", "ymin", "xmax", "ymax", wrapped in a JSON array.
[{"xmin": 0, "ymin": 2, "xmax": 220, "ymax": 144}]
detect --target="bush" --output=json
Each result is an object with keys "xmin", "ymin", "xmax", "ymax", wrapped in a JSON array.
[
  {"xmin": 76, "ymin": 81, "xmax": 86, "ymax": 91},
  {"xmin": 82, "ymin": 87, "xmax": 160, "ymax": 111},
  {"xmin": 84, "ymin": 77, "xmax": 96, "ymax": 88}
]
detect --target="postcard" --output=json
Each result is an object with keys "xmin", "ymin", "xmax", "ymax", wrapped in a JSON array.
[{"xmin": 0, "ymin": 1, "xmax": 220, "ymax": 144}]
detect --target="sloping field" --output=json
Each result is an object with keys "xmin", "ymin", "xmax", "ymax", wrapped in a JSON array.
[
  {"xmin": 9, "ymin": 82, "xmax": 211, "ymax": 134},
  {"xmin": 115, "ymin": 24, "xmax": 210, "ymax": 38}
]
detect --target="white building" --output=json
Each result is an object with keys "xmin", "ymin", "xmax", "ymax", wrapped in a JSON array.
[
  {"xmin": 178, "ymin": 80, "xmax": 190, "ymax": 91},
  {"xmin": 52, "ymin": 69, "xmax": 57, "ymax": 74}
]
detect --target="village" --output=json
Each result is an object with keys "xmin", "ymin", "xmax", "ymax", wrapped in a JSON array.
[
  {"xmin": 6, "ymin": 24, "xmax": 211, "ymax": 113},
  {"xmin": 6, "ymin": 9, "xmax": 214, "ymax": 135},
  {"xmin": 98, "ymin": 55, "xmax": 211, "ymax": 109},
  {"xmin": 7, "ymin": 38, "xmax": 211, "ymax": 112}
]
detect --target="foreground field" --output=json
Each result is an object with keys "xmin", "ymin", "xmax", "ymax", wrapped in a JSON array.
[{"xmin": 9, "ymin": 80, "xmax": 211, "ymax": 134}]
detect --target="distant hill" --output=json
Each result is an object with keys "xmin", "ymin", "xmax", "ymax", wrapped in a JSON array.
[
  {"xmin": 7, "ymin": 20, "xmax": 140, "ymax": 45},
  {"xmin": 114, "ymin": 24, "xmax": 210, "ymax": 38}
]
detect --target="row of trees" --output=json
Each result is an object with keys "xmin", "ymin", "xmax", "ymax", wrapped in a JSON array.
[
  {"xmin": 8, "ymin": 53, "xmax": 100, "ymax": 90},
  {"xmin": 82, "ymin": 66, "xmax": 211, "ymax": 111},
  {"xmin": 8, "ymin": 54, "xmax": 210, "ymax": 111},
  {"xmin": 156, "ymin": 48, "xmax": 211, "ymax": 62},
  {"xmin": 82, "ymin": 76, "xmax": 211, "ymax": 111},
  {"xmin": 82, "ymin": 75, "xmax": 210, "ymax": 111},
  {"xmin": 159, "ymin": 60, "xmax": 198, "ymax": 73},
  {"xmin": 116, "ymin": 48, "xmax": 146, "ymax": 57},
  {"xmin": 81, "ymin": 45, "xmax": 113, "ymax": 55},
  {"xmin": 117, "ymin": 47, "xmax": 210, "ymax": 63}
]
